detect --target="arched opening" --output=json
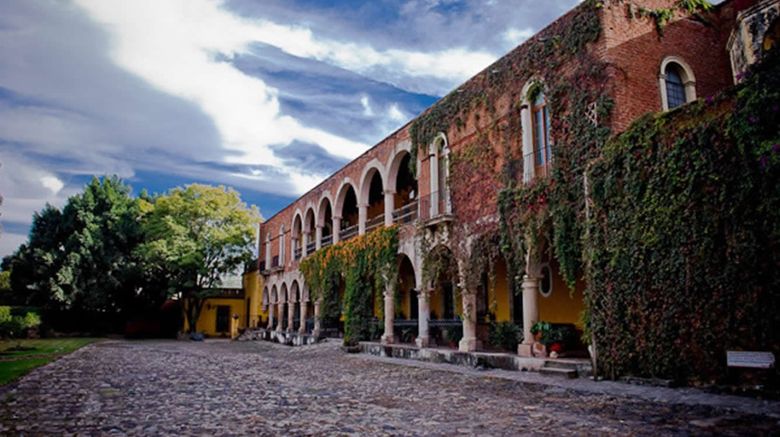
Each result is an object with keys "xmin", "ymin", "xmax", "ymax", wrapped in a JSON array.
[
  {"xmin": 271, "ymin": 285, "xmax": 278, "ymax": 329},
  {"xmin": 395, "ymin": 254, "xmax": 418, "ymax": 343},
  {"xmin": 304, "ymin": 208, "xmax": 316, "ymax": 256},
  {"xmin": 276, "ymin": 225, "xmax": 285, "ymax": 267},
  {"xmin": 339, "ymin": 184, "xmax": 359, "ymax": 241},
  {"xmin": 763, "ymin": 18, "xmax": 780, "ymax": 54},
  {"xmin": 428, "ymin": 245, "xmax": 460, "ymax": 348},
  {"xmin": 365, "ymin": 169, "xmax": 385, "ymax": 232},
  {"xmin": 319, "ymin": 197, "xmax": 334, "ymax": 247},
  {"xmin": 280, "ymin": 283, "xmax": 289, "ymax": 330},
  {"xmin": 531, "ymin": 90, "xmax": 552, "ymax": 178},
  {"xmin": 291, "ymin": 281, "xmax": 301, "ymax": 331},
  {"xmin": 390, "ymin": 151, "xmax": 418, "ymax": 224},
  {"xmin": 660, "ymin": 57, "xmax": 696, "ymax": 110},
  {"xmin": 427, "ymin": 134, "xmax": 451, "ymax": 218},
  {"xmin": 292, "ymin": 214, "xmax": 303, "ymax": 261}
]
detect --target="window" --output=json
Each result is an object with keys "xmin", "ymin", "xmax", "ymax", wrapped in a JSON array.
[
  {"xmin": 539, "ymin": 264, "xmax": 553, "ymax": 298},
  {"xmin": 664, "ymin": 65, "xmax": 687, "ymax": 109},
  {"xmin": 532, "ymin": 91, "xmax": 552, "ymax": 176},
  {"xmin": 660, "ymin": 57, "xmax": 696, "ymax": 111}
]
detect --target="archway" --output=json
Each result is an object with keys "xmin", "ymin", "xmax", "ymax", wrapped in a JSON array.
[
  {"xmin": 388, "ymin": 151, "xmax": 418, "ymax": 224},
  {"xmin": 360, "ymin": 167, "xmax": 385, "ymax": 233},
  {"xmin": 318, "ymin": 196, "xmax": 334, "ymax": 247},
  {"xmin": 396, "ymin": 254, "xmax": 418, "ymax": 343},
  {"xmin": 336, "ymin": 183, "xmax": 358, "ymax": 241},
  {"xmin": 427, "ymin": 245, "xmax": 460, "ymax": 348},
  {"xmin": 304, "ymin": 208, "xmax": 316, "ymax": 256}
]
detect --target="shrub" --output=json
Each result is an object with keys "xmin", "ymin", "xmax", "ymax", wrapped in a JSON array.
[
  {"xmin": 0, "ymin": 306, "xmax": 41, "ymax": 338},
  {"xmin": 488, "ymin": 321, "xmax": 520, "ymax": 352}
]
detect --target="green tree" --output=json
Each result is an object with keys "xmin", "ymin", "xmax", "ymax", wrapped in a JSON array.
[
  {"xmin": 2, "ymin": 177, "xmax": 145, "ymax": 320},
  {"xmin": 137, "ymin": 184, "xmax": 260, "ymax": 333}
]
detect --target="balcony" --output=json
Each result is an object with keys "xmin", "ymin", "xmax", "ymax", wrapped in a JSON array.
[
  {"xmin": 294, "ymin": 247, "xmax": 302, "ymax": 260},
  {"xmin": 365, "ymin": 215, "xmax": 384, "ymax": 233},
  {"xmin": 392, "ymin": 201, "xmax": 418, "ymax": 225},
  {"xmin": 418, "ymin": 190, "xmax": 453, "ymax": 225},
  {"xmin": 306, "ymin": 241, "xmax": 316, "ymax": 255},
  {"xmin": 270, "ymin": 255, "xmax": 283, "ymax": 272},
  {"xmin": 321, "ymin": 234, "xmax": 333, "ymax": 248},
  {"xmin": 340, "ymin": 224, "xmax": 358, "ymax": 241}
]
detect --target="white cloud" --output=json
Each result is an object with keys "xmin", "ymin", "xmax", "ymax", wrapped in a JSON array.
[
  {"xmin": 360, "ymin": 95, "xmax": 374, "ymax": 117},
  {"xmin": 40, "ymin": 176, "xmax": 64, "ymax": 194},
  {"xmin": 503, "ymin": 27, "xmax": 535, "ymax": 46},
  {"xmin": 387, "ymin": 104, "xmax": 406, "ymax": 123}
]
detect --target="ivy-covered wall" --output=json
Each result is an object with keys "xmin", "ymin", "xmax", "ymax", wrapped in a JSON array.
[
  {"xmin": 585, "ymin": 50, "xmax": 780, "ymax": 382},
  {"xmin": 299, "ymin": 226, "xmax": 399, "ymax": 346}
]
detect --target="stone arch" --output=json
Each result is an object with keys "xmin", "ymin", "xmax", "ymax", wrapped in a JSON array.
[
  {"xmin": 262, "ymin": 286, "xmax": 269, "ymax": 309},
  {"xmin": 426, "ymin": 244, "xmax": 459, "ymax": 322},
  {"xmin": 290, "ymin": 280, "xmax": 300, "ymax": 303},
  {"xmin": 280, "ymin": 282, "xmax": 289, "ymax": 303},
  {"xmin": 358, "ymin": 160, "xmax": 386, "ymax": 206},
  {"xmin": 271, "ymin": 284, "xmax": 278, "ymax": 304},
  {"xmin": 304, "ymin": 206, "xmax": 316, "ymax": 234},
  {"xmin": 386, "ymin": 146, "xmax": 414, "ymax": 191},
  {"xmin": 317, "ymin": 192, "xmax": 334, "ymax": 226},
  {"xmin": 334, "ymin": 179, "xmax": 358, "ymax": 217},
  {"xmin": 428, "ymin": 132, "xmax": 451, "ymax": 216},
  {"xmin": 659, "ymin": 56, "xmax": 697, "ymax": 110}
]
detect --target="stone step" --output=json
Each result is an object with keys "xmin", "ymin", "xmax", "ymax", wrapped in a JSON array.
[
  {"xmin": 539, "ymin": 366, "xmax": 578, "ymax": 379},
  {"xmin": 543, "ymin": 360, "xmax": 580, "ymax": 370}
]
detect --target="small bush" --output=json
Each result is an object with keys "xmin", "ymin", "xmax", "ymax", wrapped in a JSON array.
[
  {"xmin": 488, "ymin": 321, "xmax": 520, "ymax": 351},
  {"xmin": 0, "ymin": 306, "xmax": 41, "ymax": 338}
]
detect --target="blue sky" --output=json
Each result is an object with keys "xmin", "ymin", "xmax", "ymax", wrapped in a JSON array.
[{"xmin": 0, "ymin": 0, "xmax": 582, "ymax": 258}]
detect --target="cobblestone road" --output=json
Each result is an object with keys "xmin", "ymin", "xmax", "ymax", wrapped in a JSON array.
[{"xmin": 0, "ymin": 339, "xmax": 778, "ymax": 435}]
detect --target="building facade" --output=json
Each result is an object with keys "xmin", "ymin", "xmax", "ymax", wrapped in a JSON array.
[{"xmin": 256, "ymin": 0, "xmax": 777, "ymax": 356}]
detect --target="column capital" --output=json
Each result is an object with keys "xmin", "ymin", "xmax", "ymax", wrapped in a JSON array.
[
  {"xmin": 383, "ymin": 189, "xmax": 396, "ymax": 196},
  {"xmin": 358, "ymin": 202, "xmax": 369, "ymax": 209}
]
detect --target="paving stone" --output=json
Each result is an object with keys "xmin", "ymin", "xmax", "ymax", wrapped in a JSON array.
[{"xmin": 0, "ymin": 339, "xmax": 777, "ymax": 435}]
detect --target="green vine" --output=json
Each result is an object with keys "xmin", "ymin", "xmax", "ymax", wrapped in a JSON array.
[
  {"xmin": 585, "ymin": 50, "xmax": 780, "ymax": 382},
  {"xmin": 628, "ymin": 0, "xmax": 713, "ymax": 35},
  {"xmin": 300, "ymin": 226, "xmax": 399, "ymax": 346}
]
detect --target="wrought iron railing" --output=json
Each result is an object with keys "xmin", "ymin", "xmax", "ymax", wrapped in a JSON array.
[
  {"xmin": 340, "ymin": 224, "xmax": 358, "ymax": 241},
  {"xmin": 306, "ymin": 242, "xmax": 316, "ymax": 255},
  {"xmin": 392, "ymin": 201, "xmax": 418, "ymax": 224},
  {"xmin": 365, "ymin": 215, "xmax": 384, "ymax": 233},
  {"xmin": 294, "ymin": 247, "xmax": 302, "ymax": 260},
  {"xmin": 321, "ymin": 234, "xmax": 333, "ymax": 248},
  {"xmin": 418, "ymin": 190, "xmax": 450, "ymax": 222}
]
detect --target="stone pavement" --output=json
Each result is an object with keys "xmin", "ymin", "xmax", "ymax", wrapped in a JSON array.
[{"xmin": 0, "ymin": 339, "xmax": 778, "ymax": 435}]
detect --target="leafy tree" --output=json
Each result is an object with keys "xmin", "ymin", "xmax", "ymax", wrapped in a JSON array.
[
  {"xmin": 137, "ymin": 184, "xmax": 260, "ymax": 333},
  {"xmin": 2, "ymin": 177, "xmax": 145, "ymax": 320}
]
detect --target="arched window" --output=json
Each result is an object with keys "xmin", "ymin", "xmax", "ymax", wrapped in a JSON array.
[
  {"xmin": 532, "ymin": 91, "xmax": 552, "ymax": 177},
  {"xmin": 278, "ymin": 225, "xmax": 286, "ymax": 266},
  {"xmin": 660, "ymin": 57, "xmax": 696, "ymax": 110},
  {"xmin": 429, "ymin": 133, "xmax": 451, "ymax": 217},
  {"xmin": 664, "ymin": 65, "xmax": 686, "ymax": 109},
  {"xmin": 763, "ymin": 18, "xmax": 780, "ymax": 54},
  {"xmin": 521, "ymin": 80, "xmax": 552, "ymax": 181}
]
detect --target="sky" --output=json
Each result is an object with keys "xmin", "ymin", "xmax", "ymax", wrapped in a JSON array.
[{"xmin": 0, "ymin": 0, "xmax": 584, "ymax": 259}]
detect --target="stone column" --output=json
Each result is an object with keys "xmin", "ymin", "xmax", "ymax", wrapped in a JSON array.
[
  {"xmin": 358, "ymin": 203, "xmax": 367, "ymax": 235},
  {"xmin": 517, "ymin": 274, "xmax": 540, "ymax": 357},
  {"xmin": 301, "ymin": 230, "xmax": 309, "ymax": 258},
  {"xmin": 276, "ymin": 303, "xmax": 284, "ymax": 332},
  {"xmin": 384, "ymin": 190, "xmax": 395, "ymax": 227},
  {"xmin": 416, "ymin": 289, "xmax": 430, "ymax": 348},
  {"xmin": 381, "ymin": 285, "xmax": 395, "ymax": 344},
  {"xmin": 313, "ymin": 298, "xmax": 322, "ymax": 338},
  {"xmin": 315, "ymin": 225, "xmax": 323, "ymax": 250},
  {"xmin": 458, "ymin": 291, "xmax": 478, "ymax": 352},
  {"xmin": 267, "ymin": 303, "xmax": 275, "ymax": 330},
  {"xmin": 287, "ymin": 300, "xmax": 295, "ymax": 332},
  {"xmin": 429, "ymin": 152, "xmax": 439, "ymax": 217},
  {"xmin": 332, "ymin": 216, "xmax": 341, "ymax": 244},
  {"xmin": 299, "ymin": 300, "xmax": 308, "ymax": 334}
]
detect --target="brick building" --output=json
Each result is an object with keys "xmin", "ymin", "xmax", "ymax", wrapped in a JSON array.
[{"xmin": 256, "ymin": 0, "xmax": 778, "ymax": 357}]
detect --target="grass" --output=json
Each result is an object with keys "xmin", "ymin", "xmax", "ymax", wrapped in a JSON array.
[{"xmin": 0, "ymin": 338, "xmax": 98, "ymax": 386}]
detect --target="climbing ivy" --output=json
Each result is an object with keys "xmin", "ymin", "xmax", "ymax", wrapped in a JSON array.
[
  {"xmin": 299, "ymin": 226, "xmax": 399, "ymax": 346},
  {"xmin": 627, "ymin": 0, "xmax": 713, "ymax": 35},
  {"xmin": 585, "ymin": 50, "xmax": 780, "ymax": 382}
]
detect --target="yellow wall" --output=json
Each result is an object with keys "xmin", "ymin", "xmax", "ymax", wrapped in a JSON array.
[
  {"xmin": 185, "ymin": 298, "xmax": 246, "ymax": 337},
  {"xmin": 243, "ymin": 270, "xmax": 267, "ymax": 327},
  {"xmin": 538, "ymin": 260, "xmax": 585, "ymax": 328},
  {"xmin": 491, "ymin": 259, "xmax": 511, "ymax": 322}
]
